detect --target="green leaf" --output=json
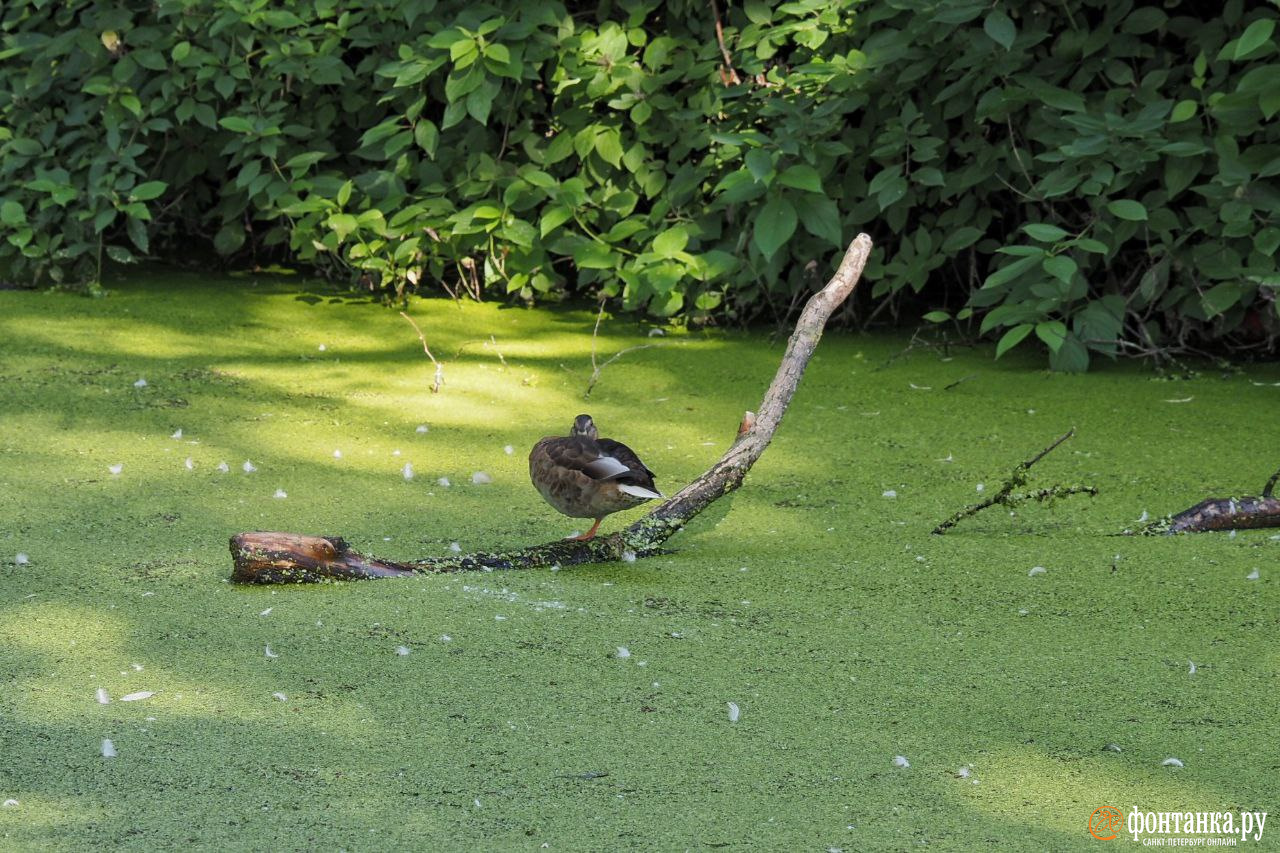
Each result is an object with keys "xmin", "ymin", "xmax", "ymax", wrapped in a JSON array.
[
  {"xmin": 327, "ymin": 213, "xmax": 359, "ymax": 241},
  {"xmin": 995, "ymin": 323, "xmax": 1033, "ymax": 358},
  {"xmin": 745, "ymin": 149, "xmax": 774, "ymax": 183},
  {"xmin": 1235, "ymin": 18, "xmax": 1275, "ymax": 60},
  {"xmin": 752, "ymin": 196, "xmax": 797, "ymax": 260},
  {"xmin": 984, "ymin": 10, "xmax": 1016, "ymax": 50},
  {"xmin": 1043, "ymin": 254, "xmax": 1077, "ymax": 284},
  {"xmin": 0, "ymin": 201, "xmax": 26, "ymax": 226},
  {"xmin": 653, "ymin": 226, "xmax": 689, "ymax": 259},
  {"xmin": 219, "ymin": 116, "xmax": 254, "ymax": 134},
  {"xmin": 942, "ymin": 227, "xmax": 984, "ymax": 253},
  {"xmin": 284, "ymin": 151, "xmax": 327, "ymax": 171},
  {"xmin": 1049, "ymin": 333, "xmax": 1090, "ymax": 372},
  {"xmin": 595, "ymin": 129, "xmax": 624, "ymax": 168},
  {"xmin": 1106, "ymin": 199, "xmax": 1148, "ymax": 221},
  {"xmin": 777, "ymin": 164, "xmax": 823, "ymax": 194},
  {"xmin": 794, "ymin": 194, "xmax": 842, "ymax": 247},
  {"xmin": 1023, "ymin": 223, "xmax": 1069, "ymax": 243},
  {"xmin": 172, "ymin": 41, "xmax": 191, "ymax": 62},
  {"xmin": 1201, "ymin": 281, "xmax": 1242, "ymax": 318},
  {"xmin": 129, "ymin": 181, "xmax": 167, "ymax": 202},
  {"xmin": 213, "ymin": 223, "xmax": 245, "ymax": 255},
  {"xmin": 922, "ymin": 311, "xmax": 951, "ymax": 323},
  {"xmin": 572, "ymin": 241, "xmax": 616, "ymax": 269},
  {"xmin": 1034, "ymin": 320, "xmax": 1068, "ymax": 353},
  {"xmin": 414, "ymin": 121, "xmax": 439, "ymax": 158},
  {"xmin": 1169, "ymin": 100, "xmax": 1198, "ymax": 123},
  {"xmin": 540, "ymin": 206, "xmax": 573, "ymax": 237},
  {"xmin": 982, "ymin": 252, "xmax": 1043, "ymax": 289}
]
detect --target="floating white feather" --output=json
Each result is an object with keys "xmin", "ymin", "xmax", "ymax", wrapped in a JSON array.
[
  {"xmin": 95, "ymin": 688, "xmax": 110, "ymax": 704},
  {"xmin": 2, "ymin": 799, "xmax": 17, "ymax": 807},
  {"xmin": 101, "ymin": 739, "xmax": 117, "ymax": 758},
  {"xmin": 15, "ymin": 553, "xmax": 29, "ymax": 566},
  {"xmin": 415, "ymin": 424, "xmax": 429, "ymax": 433},
  {"xmin": 1028, "ymin": 566, "xmax": 1047, "ymax": 577},
  {"xmin": 242, "ymin": 460, "xmax": 257, "ymax": 473},
  {"xmin": 396, "ymin": 646, "xmax": 411, "ymax": 656},
  {"xmin": 471, "ymin": 471, "xmax": 493, "ymax": 484},
  {"xmin": 621, "ymin": 550, "xmax": 637, "ymax": 563},
  {"xmin": 504, "ymin": 445, "xmax": 514, "ymax": 455},
  {"xmin": 108, "ymin": 464, "xmax": 123, "ymax": 475},
  {"xmin": 273, "ymin": 489, "xmax": 287, "ymax": 499},
  {"xmin": 1247, "ymin": 569, "xmax": 1260, "ymax": 580},
  {"xmin": 184, "ymin": 457, "xmax": 194, "ymax": 470},
  {"xmin": 893, "ymin": 755, "xmax": 910, "ymax": 768},
  {"xmin": 217, "ymin": 461, "xmax": 230, "ymax": 472},
  {"xmin": 272, "ymin": 692, "xmax": 288, "ymax": 702},
  {"xmin": 1162, "ymin": 757, "xmax": 1184, "ymax": 767},
  {"xmin": 402, "ymin": 462, "xmax": 414, "ymax": 480},
  {"xmin": 264, "ymin": 645, "xmax": 278, "ymax": 659},
  {"xmin": 437, "ymin": 476, "xmax": 450, "ymax": 487},
  {"xmin": 727, "ymin": 702, "xmax": 740, "ymax": 723},
  {"xmin": 882, "ymin": 489, "xmax": 897, "ymax": 498},
  {"xmin": 615, "ymin": 646, "xmax": 630, "ymax": 659},
  {"xmin": 133, "ymin": 378, "xmax": 147, "ymax": 388},
  {"xmin": 171, "ymin": 428, "xmax": 182, "ymax": 439},
  {"xmin": 120, "ymin": 691, "xmax": 153, "ymax": 702}
]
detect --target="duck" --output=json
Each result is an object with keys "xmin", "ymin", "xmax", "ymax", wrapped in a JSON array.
[{"xmin": 529, "ymin": 414, "xmax": 663, "ymax": 540}]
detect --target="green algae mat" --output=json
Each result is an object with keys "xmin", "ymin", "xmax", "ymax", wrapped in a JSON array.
[{"xmin": 1, "ymin": 273, "xmax": 1277, "ymax": 851}]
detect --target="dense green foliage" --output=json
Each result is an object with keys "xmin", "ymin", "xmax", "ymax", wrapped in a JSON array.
[{"xmin": 2, "ymin": 0, "xmax": 1277, "ymax": 367}]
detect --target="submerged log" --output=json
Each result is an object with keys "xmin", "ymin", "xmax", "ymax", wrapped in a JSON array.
[
  {"xmin": 1162, "ymin": 496, "xmax": 1280, "ymax": 534},
  {"xmin": 230, "ymin": 234, "xmax": 874, "ymax": 583},
  {"xmin": 1142, "ymin": 467, "xmax": 1280, "ymax": 534}
]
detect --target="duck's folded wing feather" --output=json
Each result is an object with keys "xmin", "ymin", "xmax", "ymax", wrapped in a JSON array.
[{"xmin": 596, "ymin": 439, "xmax": 659, "ymax": 492}]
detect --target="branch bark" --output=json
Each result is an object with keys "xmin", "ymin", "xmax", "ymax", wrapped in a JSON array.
[
  {"xmin": 1140, "ymin": 467, "xmax": 1280, "ymax": 534},
  {"xmin": 230, "ymin": 234, "xmax": 874, "ymax": 583}
]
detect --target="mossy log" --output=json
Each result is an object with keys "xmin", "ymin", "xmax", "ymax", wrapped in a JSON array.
[
  {"xmin": 1145, "ymin": 468, "xmax": 1280, "ymax": 534},
  {"xmin": 230, "ymin": 234, "xmax": 874, "ymax": 583}
]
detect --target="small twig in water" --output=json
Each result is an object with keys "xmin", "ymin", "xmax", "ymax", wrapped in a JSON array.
[
  {"xmin": 943, "ymin": 374, "xmax": 976, "ymax": 391},
  {"xmin": 1264, "ymin": 467, "xmax": 1279, "ymax": 500},
  {"xmin": 584, "ymin": 299, "xmax": 660, "ymax": 398},
  {"xmin": 932, "ymin": 428, "xmax": 1097, "ymax": 534},
  {"xmin": 399, "ymin": 311, "xmax": 444, "ymax": 393}
]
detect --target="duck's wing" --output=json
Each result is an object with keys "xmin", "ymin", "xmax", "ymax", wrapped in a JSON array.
[
  {"xmin": 596, "ymin": 438, "xmax": 660, "ymax": 494},
  {"xmin": 537, "ymin": 436, "xmax": 631, "ymax": 481}
]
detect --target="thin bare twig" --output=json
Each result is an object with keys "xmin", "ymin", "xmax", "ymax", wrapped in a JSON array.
[
  {"xmin": 932, "ymin": 428, "xmax": 1097, "ymax": 534},
  {"xmin": 585, "ymin": 300, "xmax": 660, "ymax": 398},
  {"xmin": 710, "ymin": 0, "xmax": 741, "ymax": 86},
  {"xmin": 399, "ymin": 311, "xmax": 444, "ymax": 393}
]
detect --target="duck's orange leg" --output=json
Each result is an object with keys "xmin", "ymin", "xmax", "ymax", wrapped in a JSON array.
[{"xmin": 569, "ymin": 518, "xmax": 602, "ymax": 541}]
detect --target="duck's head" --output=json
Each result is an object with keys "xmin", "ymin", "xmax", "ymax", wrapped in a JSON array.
[{"xmin": 570, "ymin": 414, "xmax": 597, "ymax": 439}]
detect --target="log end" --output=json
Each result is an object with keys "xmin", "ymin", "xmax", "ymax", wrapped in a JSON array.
[{"xmin": 229, "ymin": 532, "xmax": 417, "ymax": 583}]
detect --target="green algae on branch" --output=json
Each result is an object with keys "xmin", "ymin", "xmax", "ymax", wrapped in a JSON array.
[
  {"xmin": 228, "ymin": 234, "xmax": 874, "ymax": 583},
  {"xmin": 931, "ymin": 428, "xmax": 1099, "ymax": 535}
]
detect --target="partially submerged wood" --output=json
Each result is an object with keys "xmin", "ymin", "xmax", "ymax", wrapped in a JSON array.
[
  {"xmin": 931, "ymin": 428, "xmax": 1098, "ymax": 535},
  {"xmin": 1142, "ymin": 467, "xmax": 1280, "ymax": 534},
  {"xmin": 230, "ymin": 234, "xmax": 874, "ymax": 583}
]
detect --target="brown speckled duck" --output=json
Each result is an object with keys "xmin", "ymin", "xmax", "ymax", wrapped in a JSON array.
[{"xmin": 529, "ymin": 414, "xmax": 663, "ymax": 540}]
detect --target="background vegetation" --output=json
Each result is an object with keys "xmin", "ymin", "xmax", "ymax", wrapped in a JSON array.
[{"xmin": 2, "ymin": 0, "xmax": 1277, "ymax": 368}]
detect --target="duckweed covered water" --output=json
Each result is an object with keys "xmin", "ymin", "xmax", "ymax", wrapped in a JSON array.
[{"xmin": 1, "ymin": 272, "xmax": 1277, "ymax": 850}]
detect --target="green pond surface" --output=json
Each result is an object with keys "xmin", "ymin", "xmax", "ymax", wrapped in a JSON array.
[{"xmin": 0, "ymin": 272, "xmax": 1277, "ymax": 851}]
